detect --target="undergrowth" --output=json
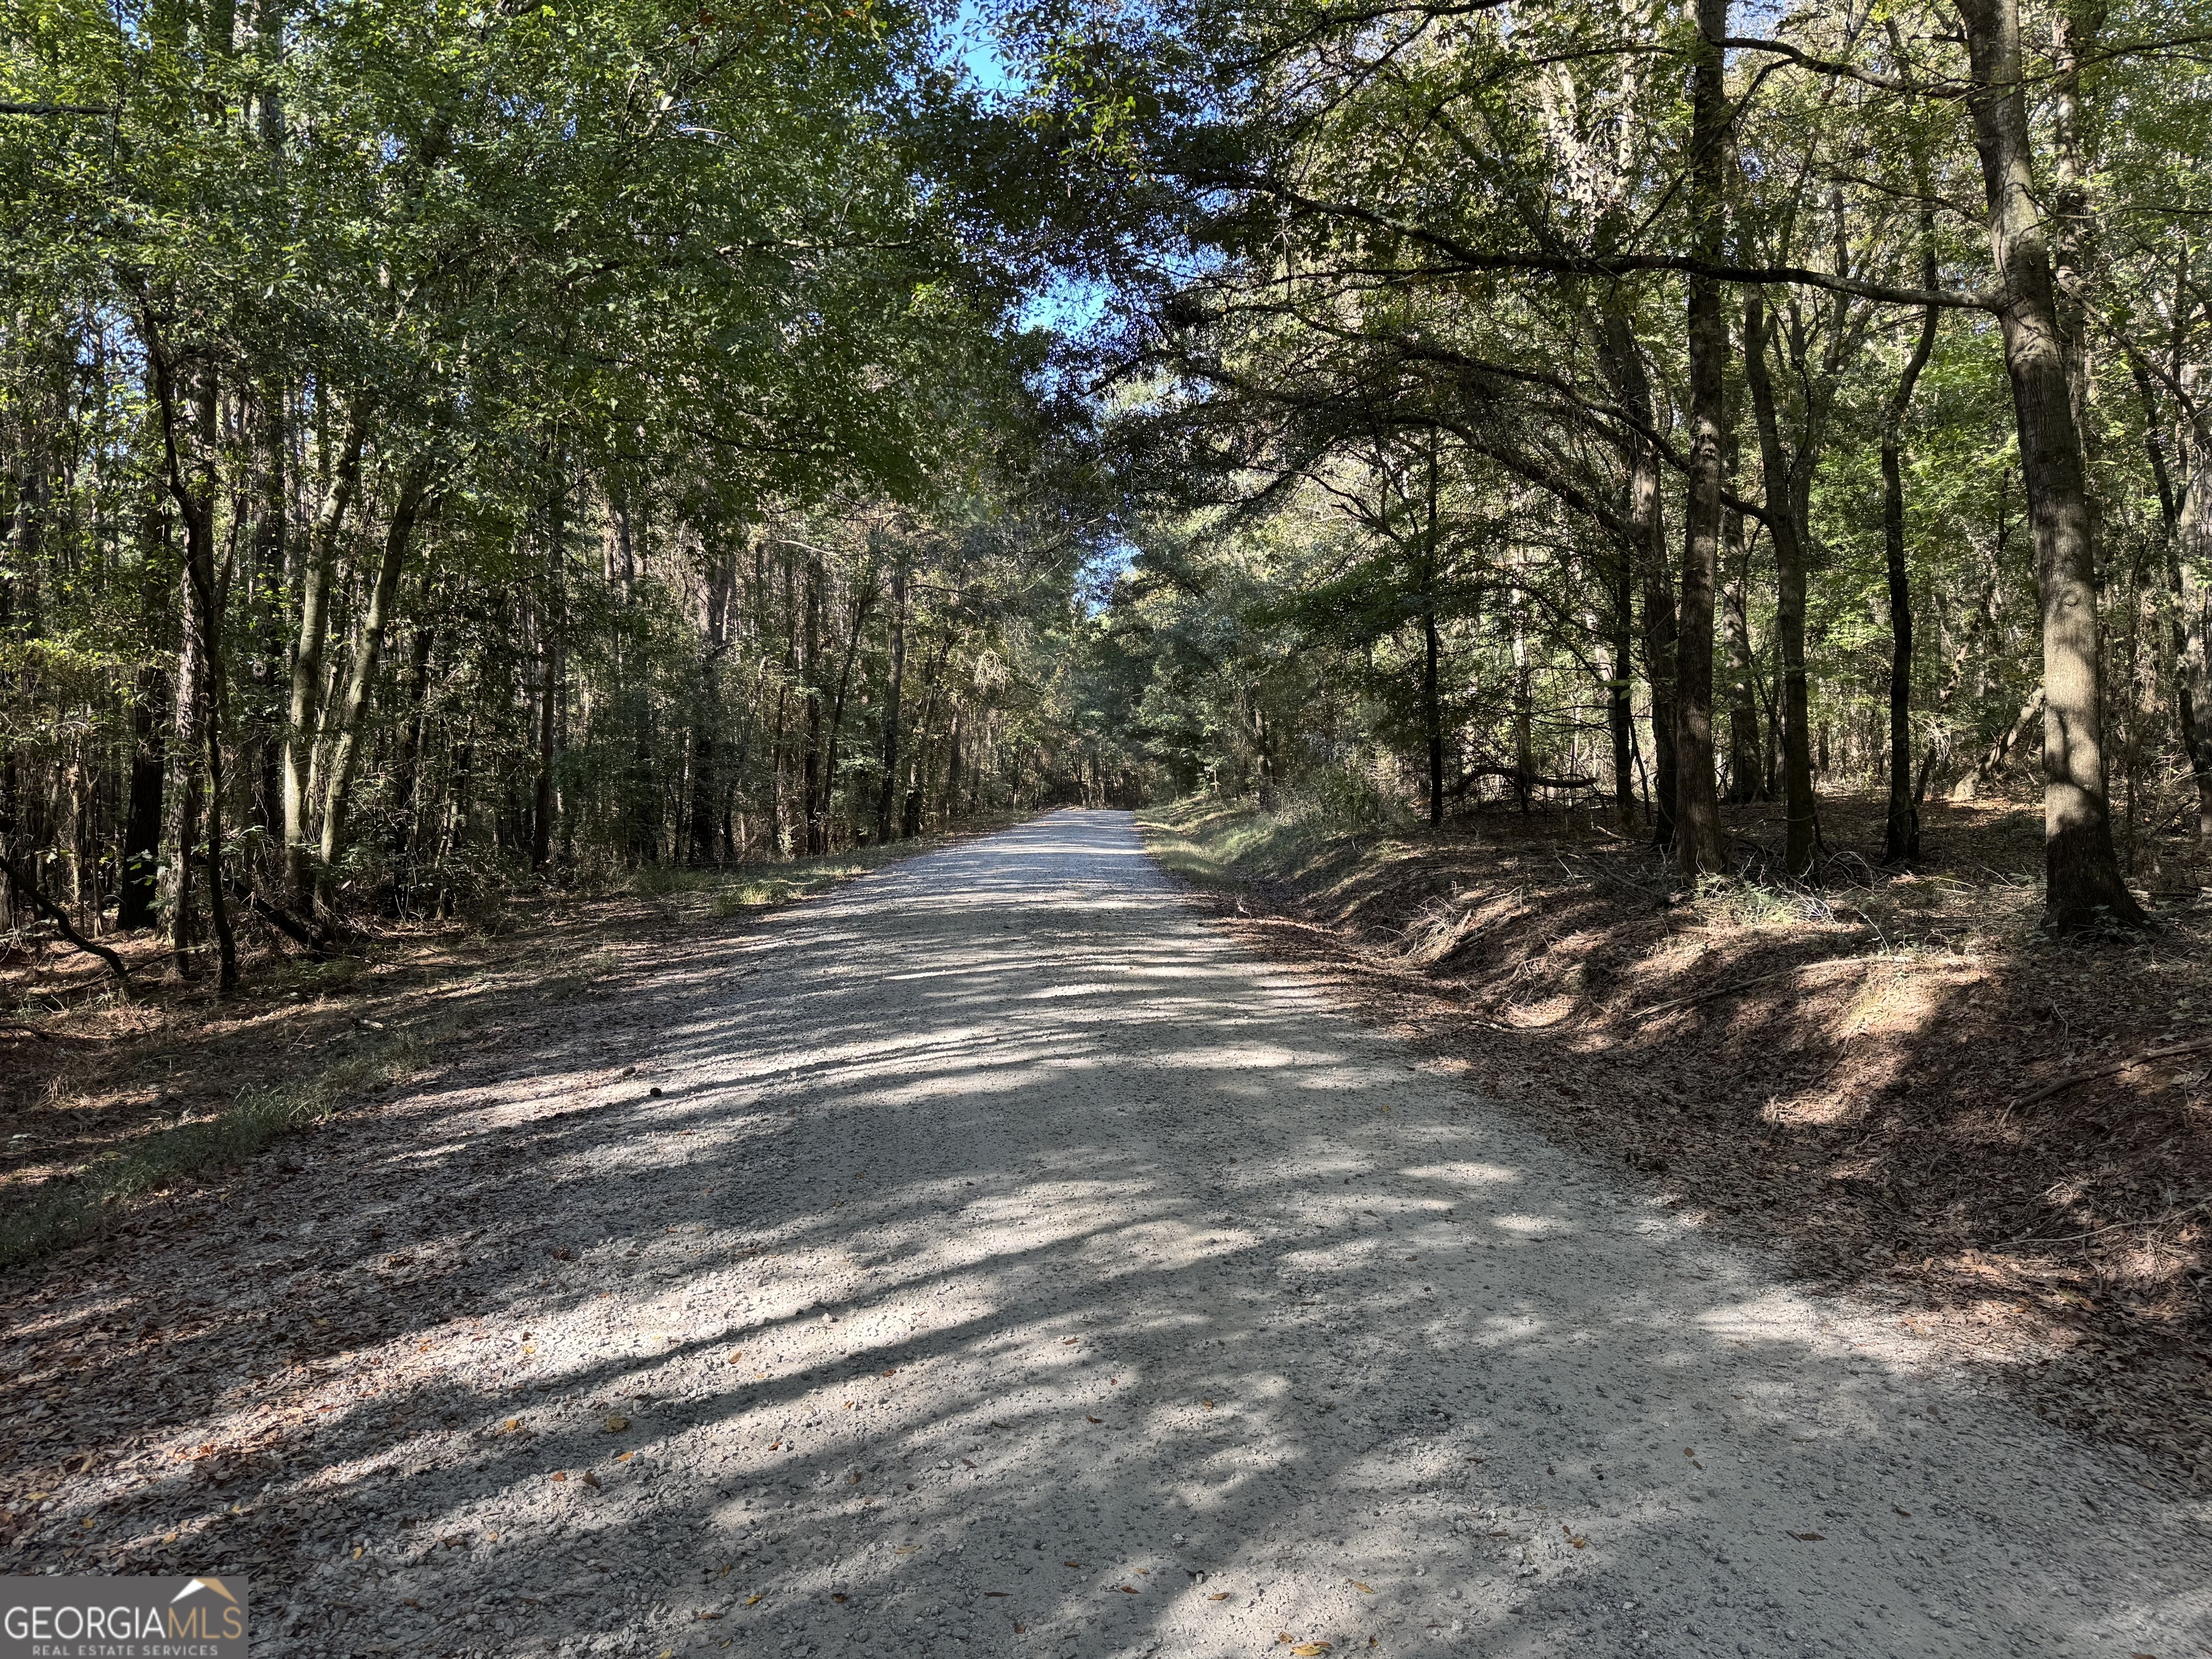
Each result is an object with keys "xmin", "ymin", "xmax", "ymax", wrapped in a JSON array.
[{"xmin": 0, "ymin": 1020, "xmax": 432, "ymax": 1269}]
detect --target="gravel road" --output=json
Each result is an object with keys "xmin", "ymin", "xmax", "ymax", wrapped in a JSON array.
[{"xmin": 10, "ymin": 809, "xmax": 2211, "ymax": 1657}]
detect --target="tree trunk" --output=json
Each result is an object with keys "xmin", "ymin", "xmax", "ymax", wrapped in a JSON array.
[
  {"xmin": 284, "ymin": 395, "xmax": 370, "ymax": 907},
  {"xmin": 944, "ymin": 709, "xmax": 963, "ymax": 823},
  {"xmin": 1671, "ymin": 0, "xmax": 1731, "ymax": 878},
  {"xmin": 318, "ymin": 461, "xmax": 433, "ymax": 899},
  {"xmin": 120, "ymin": 510, "xmax": 172, "ymax": 930},
  {"xmin": 1599, "ymin": 307, "xmax": 1677, "ymax": 848},
  {"xmin": 1955, "ymin": 0, "xmax": 2144, "ymax": 930},
  {"xmin": 822, "ymin": 578, "xmax": 877, "ymax": 847},
  {"xmin": 1881, "ymin": 283, "xmax": 1941, "ymax": 865},
  {"xmin": 1424, "ymin": 607, "xmax": 1444, "ymax": 826},
  {"xmin": 876, "ymin": 552, "xmax": 908, "ymax": 842},
  {"xmin": 534, "ymin": 469, "xmax": 567, "ymax": 869},
  {"xmin": 148, "ymin": 341, "xmax": 236, "ymax": 989},
  {"xmin": 1608, "ymin": 543, "xmax": 1637, "ymax": 832},
  {"xmin": 1742, "ymin": 291, "xmax": 1818, "ymax": 877},
  {"xmin": 388, "ymin": 611, "xmax": 436, "ymax": 865},
  {"xmin": 2164, "ymin": 366, "xmax": 2212, "ymax": 836},
  {"xmin": 161, "ymin": 559, "xmax": 204, "ymax": 979},
  {"xmin": 245, "ymin": 379, "xmax": 288, "ymax": 850},
  {"xmin": 1721, "ymin": 537, "xmax": 1761, "ymax": 804},
  {"xmin": 801, "ymin": 557, "xmax": 823, "ymax": 855}
]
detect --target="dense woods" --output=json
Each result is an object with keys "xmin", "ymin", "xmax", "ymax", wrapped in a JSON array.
[
  {"xmin": 1051, "ymin": 0, "xmax": 2212, "ymax": 936},
  {"xmin": 8, "ymin": 0, "xmax": 2212, "ymax": 986},
  {"xmin": 1, "ymin": 0, "xmax": 1104, "ymax": 989}
]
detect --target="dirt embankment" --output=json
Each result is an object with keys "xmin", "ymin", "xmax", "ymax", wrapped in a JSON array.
[{"xmin": 1141, "ymin": 793, "xmax": 2212, "ymax": 1490}]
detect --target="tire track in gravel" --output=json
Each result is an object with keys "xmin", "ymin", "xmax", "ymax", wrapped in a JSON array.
[{"xmin": 6, "ymin": 808, "xmax": 2209, "ymax": 1658}]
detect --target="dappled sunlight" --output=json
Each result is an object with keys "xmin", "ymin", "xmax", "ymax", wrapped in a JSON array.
[{"xmin": 6, "ymin": 812, "xmax": 2207, "ymax": 1657}]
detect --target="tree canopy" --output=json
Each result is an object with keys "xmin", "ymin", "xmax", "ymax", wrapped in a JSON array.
[{"xmin": 7, "ymin": 0, "xmax": 2212, "ymax": 982}]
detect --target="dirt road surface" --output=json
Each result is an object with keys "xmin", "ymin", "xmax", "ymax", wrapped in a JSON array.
[{"xmin": 6, "ymin": 809, "xmax": 2208, "ymax": 1656}]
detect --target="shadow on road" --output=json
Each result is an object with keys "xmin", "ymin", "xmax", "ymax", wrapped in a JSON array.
[{"xmin": 5, "ymin": 812, "xmax": 2206, "ymax": 1658}]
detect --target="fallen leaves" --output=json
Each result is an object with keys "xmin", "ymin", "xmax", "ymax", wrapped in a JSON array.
[
  {"xmin": 549, "ymin": 1472, "xmax": 567, "ymax": 1483},
  {"xmin": 1118, "ymin": 1585, "xmax": 1139, "ymax": 1594},
  {"xmin": 744, "ymin": 1593, "xmax": 764, "ymax": 1607},
  {"xmin": 727, "ymin": 1352, "xmax": 745, "ymax": 1364},
  {"xmin": 1084, "ymin": 1416, "xmax": 1103, "ymax": 1425},
  {"xmin": 1349, "ymin": 1581, "xmax": 1374, "ymax": 1594},
  {"xmin": 603, "ymin": 1415, "xmax": 629, "ymax": 1433},
  {"xmin": 1208, "ymin": 1593, "xmax": 1232, "ymax": 1601},
  {"xmin": 1786, "ymin": 1531, "xmax": 1824, "ymax": 1542},
  {"xmin": 830, "ymin": 1593, "xmax": 849, "ymax": 1604}
]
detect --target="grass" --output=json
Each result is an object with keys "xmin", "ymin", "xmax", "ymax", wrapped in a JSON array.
[
  {"xmin": 0, "ymin": 1020, "xmax": 431, "ymax": 1269},
  {"xmin": 1138, "ymin": 799, "xmax": 1369, "ymax": 894}
]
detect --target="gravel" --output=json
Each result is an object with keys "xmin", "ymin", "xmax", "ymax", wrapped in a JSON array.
[{"xmin": 8, "ymin": 808, "xmax": 2211, "ymax": 1656}]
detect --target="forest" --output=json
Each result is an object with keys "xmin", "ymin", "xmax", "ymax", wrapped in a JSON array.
[
  {"xmin": 7, "ymin": 0, "xmax": 2212, "ymax": 986},
  {"xmin": 7, "ymin": 0, "xmax": 2212, "ymax": 1633}
]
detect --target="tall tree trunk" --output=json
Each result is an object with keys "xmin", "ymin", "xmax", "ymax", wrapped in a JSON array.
[
  {"xmin": 388, "ymin": 612, "xmax": 436, "ymax": 865},
  {"xmin": 534, "ymin": 468, "xmax": 567, "ymax": 869},
  {"xmin": 822, "ymin": 580, "xmax": 876, "ymax": 848},
  {"xmin": 1742, "ymin": 292, "xmax": 1818, "ymax": 877},
  {"xmin": 1721, "ymin": 538, "xmax": 1761, "ymax": 803},
  {"xmin": 1607, "ymin": 543, "xmax": 1637, "ymax": 832},
  {"xmin": 245, "ymin": 379, "xmax": 287, "ymax": 849},
  {"xmin": 1955, "ymin": 0, "xmax": 2144, "ymax": 930},
  {"xmin": 161, "ymin": 559, "xmax": 204, "ymax": 979},
  {"xmin": 801, "ymin": 558, "xmax": 824, "ymax": 855},
  {"xmin": 1671, "ymin": 0, "xmax": 1731, "ymax": 878},
  {"xmin": 685, "ymin": 561, "xmax": 728, "ymax": 867},
  {"xmin": 120, "ymin": 510, "xmax": 172, "ymax": 930},
  {"xmin": 147, "ymin": 340, "xmax": 236, "ymax": 989},
  {"xmin": 318, "ymin": 460, "xmax": 433, "ymax": 898},
  {"xmin": 2173, "ymin": 367, "xmax": 2212, "ymax": 837},
  {"xmin": 1600, "ymin": 307, "xmax": 1678, "ymax": 847},
  {"xmin": 1424, "ymin": 606, "xmax": 1444, "ymax": 826},
  {"xmin": 944, "ymin": 709, "xmax": 963, "ymax": 822},
  {"xmin": 876, "ymin": 551, "xmax": 908, "ymax": 842},
  {"xmin": 284, "ymin": 396, "xmax": 369, "ymax": 907},
  {"xmin": 1881, "ymin": 282, "xmax": 1941, "ymax": 865},
  {"xmin": 905, "ymin": 624, "xmax": 953, "ymax": 836},
  {"xmin": 1421, "ymin": 442, "xmax": 1445, "ymax": 827}
]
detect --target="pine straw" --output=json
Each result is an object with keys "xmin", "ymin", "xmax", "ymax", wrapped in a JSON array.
[{"xmin": 1143, "ymin": 792, "xmax": 2212, "ymax": 1492}]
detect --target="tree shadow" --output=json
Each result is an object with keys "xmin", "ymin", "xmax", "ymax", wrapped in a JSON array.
[{"xmin": 4, "ymin": 811, "xmax": 2207, "ymax": 1659}]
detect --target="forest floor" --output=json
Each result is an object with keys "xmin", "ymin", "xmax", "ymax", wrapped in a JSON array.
[
  {"xmin": 2, "ymin": 808, "xmax": 2206, "ymax": 1659},
  {"xmin": 0, "ymin": 817, "xmax": 1025, "ymax": 1269},
  {"xmin": 1138, "ymin": 790, "xmax": 2212, "ymax": 1496}
]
